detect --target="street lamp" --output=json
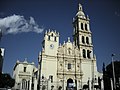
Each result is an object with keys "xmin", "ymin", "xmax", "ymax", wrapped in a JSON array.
[{"xmin": 111, "ymin": 54, "xmax": 116, "ymax": 90}]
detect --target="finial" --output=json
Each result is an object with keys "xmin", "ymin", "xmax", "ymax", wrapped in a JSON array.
[
  {"xmin": 52, "ymin": 30, "xmax": 53, "ymax": 32},
  {"xmin": 49, "ymin": 29, "xmax": 50, "ymax": 32},
  {"xmin": 68, "ymin": 37, "xmax": 70, "ymax": 42},
  {"xmin": 55, "ymin": 30, "xmax": 56, "ymax": 33},
  {"xmin": 78, "ymin": 3, "xmax": 83, "ymax": 11},
  {"xmin": 63, "ymin": 41, "xmax": 65, "ymax": 44},
  {"xmin": 25, "ymin": 58, "xmax": 27, "ymax": 61},
  {"xmin": 87, "ymin": 15, "xmax": 90, "ymax": 20},
  {"xmin": 58, "ymin": 32, "xmax": 59, "ymax": 36},
  {"xmin": 24, "ymin": 58, "xmax": 28, "ymax": 63},
  {"xmin": 45, "ymin": 30, "xmax": 47, "ymax": 34},
  {"xmin": 17, "ymin": 60, "xmax": 19, "ymax": 63}
]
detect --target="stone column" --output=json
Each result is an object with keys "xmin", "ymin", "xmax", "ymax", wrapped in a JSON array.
[
  {"xmin": 101, "ymin": 79, "xmax": 104, "ymax": 90},
  {"xmin": 111, "ymin": 78, "xmax": 113, "ymax": 90},
  {"xmin": 34, "ymin": 78, "xmax": 37, "ymax": 90},
  {"xmin": 77, "ymin": 80, "xmax": 79, "ymax": 90},
  {"xmin": 63, "ymin": 80, "xmax": 66, "ymax": 90},
  {"xmin": 23, "ymin": 81, "xmax": 24, "ymax": 89},
  {"xmin": 29, "ymin": 80, "xmax": 32, "ymax": 90},
  {"xmin": 89, "ymin": 80, "xmax": 91, "ymax": 90},
  {"xmin": 48, "ymin": 79, "xmax": 51, "ymax": 90},
  {"xmin": 20, "ymin": 82, "xmax": 22, "ymax": 90}
]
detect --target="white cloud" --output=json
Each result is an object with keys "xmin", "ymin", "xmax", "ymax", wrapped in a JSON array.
[{"xmin": 0, "ymin": 14, "xmax": 44, "ymax": 35}]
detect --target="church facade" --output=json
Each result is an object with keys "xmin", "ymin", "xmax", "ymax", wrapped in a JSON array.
[
  {"xmin": 13, "ymin": 60, "xmax": 38, "ymax": 90},
  {"xmin": 38, "ymin": 4, "xmax": 103, "ymax": 90}
]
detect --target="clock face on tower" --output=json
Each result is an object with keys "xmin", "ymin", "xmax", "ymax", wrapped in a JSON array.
[{"xmin": 50, "ymin": 44, "xmax": 54, "ymax": 49}]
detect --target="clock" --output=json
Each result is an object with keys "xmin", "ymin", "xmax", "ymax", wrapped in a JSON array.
[{"xmin": 50, "ymin": 44, "xmax": 54, "ymax": 49}]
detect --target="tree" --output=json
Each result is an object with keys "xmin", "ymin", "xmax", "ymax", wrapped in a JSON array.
[{"xmin": 0, "ymin": 73, "xmax": 15, "ymax": 88}]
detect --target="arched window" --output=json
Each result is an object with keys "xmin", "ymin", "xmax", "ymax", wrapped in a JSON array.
[
  {"xmin": 86, "ymin": 37, "xmax": 89, "ymax": 44},
  {"xmin": 48, "ymin": 36, "xmax": 50, "ymax": 40},
  {"xmin": 85, "ymin": 24, "xmax": 88, "ymax": 30},
  {"xmin": 23, "ymin": 67, "xmax": 26, "ymax": 72},
  {"xmin": 81, "ymin": 23, "xmax": 84, "ymax": 30},
  {"xmin": 87, "ymin": 50, "xmax": 91, "ymax": 59},
  {"xmin": 22, "ymin": 79, "xmax": 26, "ymax": 89},
  {"xmin": 51, "ymin": 33, "xmax": 53, "ymax": 36},
  {"xmin": 68, "ymin": 48, "xmax": 71, "ymax": 55},
  {"xmin": 83, "ymin": 49, "xmax": 86, "ymax": 58},
  {"xmin": 68, "ymin": 63, "xmax": 72, "ymax": 69},
  {"xmin": 82, "ymin": 36, "xmax": 85, "ymax": 44}
]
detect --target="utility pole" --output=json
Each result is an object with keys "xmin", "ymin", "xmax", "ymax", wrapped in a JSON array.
[
  {"xmin": 111, "ymin": 54, "xmax": 116, "ymax": 90},
  {"xmin": 92, "ymin": 59, "xmax": 94, "ymax": 90}
]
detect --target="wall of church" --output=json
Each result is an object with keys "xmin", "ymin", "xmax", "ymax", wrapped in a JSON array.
[{"xmin": 41, "ymin": 56, "xmax": 57, "ymax": 81}]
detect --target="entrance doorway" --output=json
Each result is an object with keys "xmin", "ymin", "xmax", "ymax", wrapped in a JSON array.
[{"xmin": 67, "ymin": 78, "xmax": 74, "ymax": 90}]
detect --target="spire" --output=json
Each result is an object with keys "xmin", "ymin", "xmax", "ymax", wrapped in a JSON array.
[
  {"xmin": 76, "ymin": 3, "xmax": 86, "ymax": 19},
  {"xmin": 78, "ymin": 3, "xmax": 83, "ymax": 11}
]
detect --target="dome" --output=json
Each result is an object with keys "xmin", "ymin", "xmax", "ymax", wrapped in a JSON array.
[
  {"xmin": 76, "ymin": 3, "xmax": 86, "ymax": 19},
  {"xmin": 76, "ymin": 11, "xmax": 86, "ymax": 19}
]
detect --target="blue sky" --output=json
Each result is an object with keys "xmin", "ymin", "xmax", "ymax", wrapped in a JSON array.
[{"xmin": 0, "ymin": 0, "xmax": 120, "ymax": 75}]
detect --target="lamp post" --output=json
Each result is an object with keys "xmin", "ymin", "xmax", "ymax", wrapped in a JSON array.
[
  {"xmin": 111, "ymin": 54, "xmax": 116, "ymax": 90},
  {"xmin": 38, "ymin": 52, "xmax": 42, "ymax": 90}
]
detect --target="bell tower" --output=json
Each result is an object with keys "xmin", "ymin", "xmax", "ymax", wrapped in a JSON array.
[
  {"xmin": 73, "ymin": 3, "xmax": 94, "ymax": 60},
  {"xmin": 42, "ymin": 29, "xmax": 59, "ymax": 56}
]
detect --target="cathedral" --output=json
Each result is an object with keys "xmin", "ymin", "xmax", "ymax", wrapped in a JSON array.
[{"xmin": 38, "ymin": 3, "xmax": 103, "ymax": 90}]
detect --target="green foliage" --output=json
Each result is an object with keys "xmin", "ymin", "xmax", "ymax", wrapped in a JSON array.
[{"xmin": 0, "ymin": 72, "xmax": 15, "ymax": 88}]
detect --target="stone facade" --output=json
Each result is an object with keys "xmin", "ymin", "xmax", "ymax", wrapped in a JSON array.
[
  {"xmin": 38, "ymin": 3, "xmax": 103, "ymax": 90},
  {"xmin": 13, "ymin": 59, "xmax": 38, "ymax": 90}
]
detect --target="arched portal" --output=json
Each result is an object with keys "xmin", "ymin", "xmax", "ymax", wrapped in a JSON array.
[{"xmin": 67, "ymin": 78, "xmax": 74, "ymax": 88}]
